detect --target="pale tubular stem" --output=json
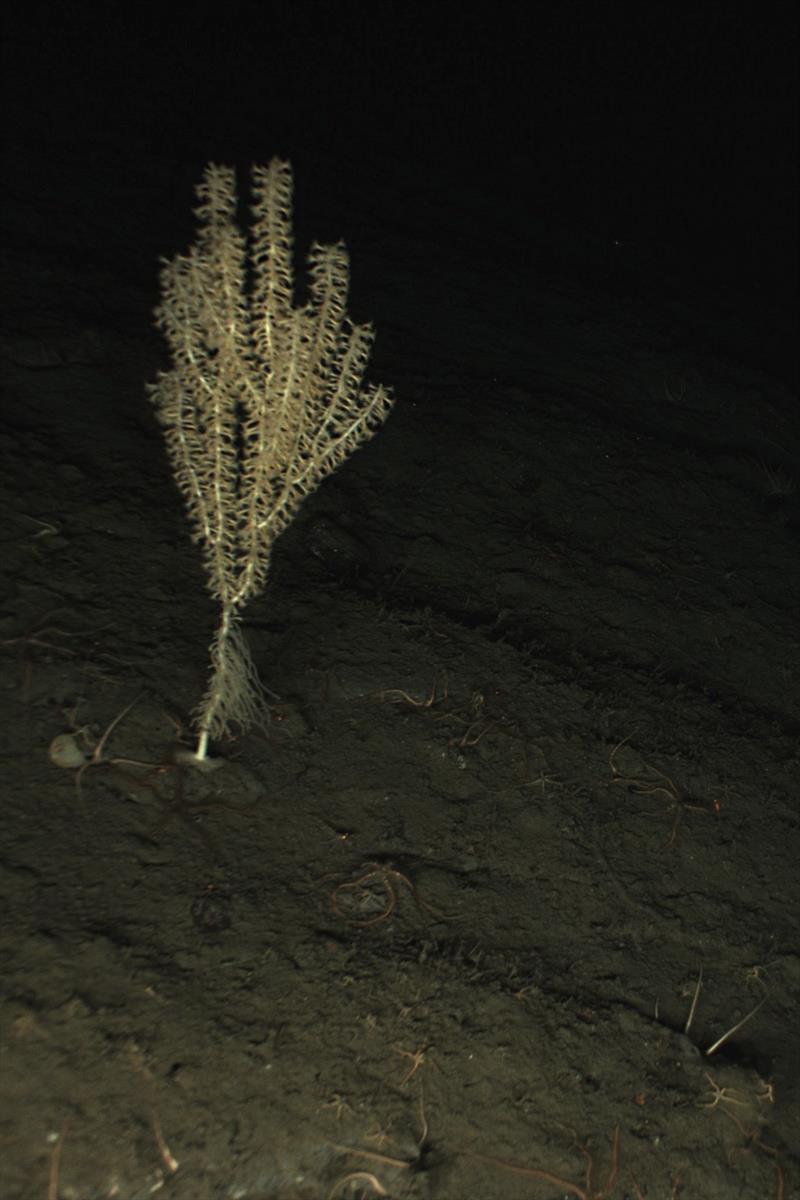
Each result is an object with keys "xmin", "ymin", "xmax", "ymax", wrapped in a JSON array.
[
  {"xmin": 195, "ymin": 727, "xmax": 210, "ymax": 762},
  {"xmin": 684, "ymin": 966, "xmax": 703, "ymax": 1035},
  {"xmin": 705, "ymin": 998, "xmax": 766, "ymax": 1057}
]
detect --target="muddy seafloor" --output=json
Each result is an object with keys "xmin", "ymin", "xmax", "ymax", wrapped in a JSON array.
[{"xmin": 1, "ymin": 151, "xmax": 799, "ymax": 1200}]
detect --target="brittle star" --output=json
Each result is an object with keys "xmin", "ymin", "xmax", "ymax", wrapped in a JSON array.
[
  {"xmin": 328, "ymin": 861, "xmax": 446, "ymax": 927},
  {"xmin": 461, "ymin": 1126, "xmax": 620, "ymax": 1200}
]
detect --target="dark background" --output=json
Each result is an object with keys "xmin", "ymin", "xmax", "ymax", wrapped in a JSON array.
[{"xmin": 3, "ymin": 2, "xmax": 797, "ymax": 328}]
